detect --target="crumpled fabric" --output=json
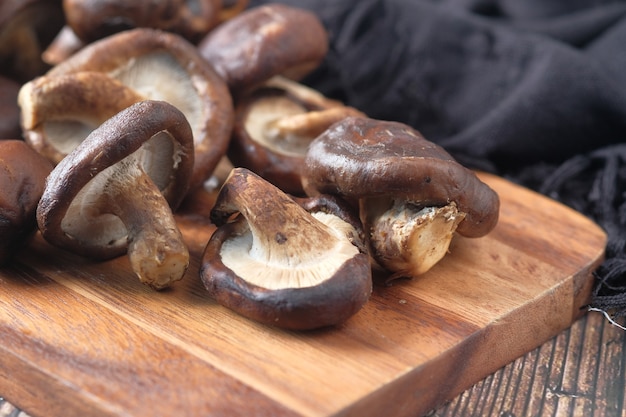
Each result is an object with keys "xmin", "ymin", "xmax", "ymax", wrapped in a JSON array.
[{"xmin": 249, "ymin": 0, "xmax": 626, "ymax": 319}]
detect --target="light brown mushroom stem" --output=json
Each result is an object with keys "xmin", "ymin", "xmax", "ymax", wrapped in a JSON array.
[
  {"xmin": 362, "ymin": 197, "xmax": 465, "ymax": 279},
  {"xmin": 267, "ymin": 106, "xmax": 366, "ymax": 139},
  {"xmin": 102, "ymin": 162, "xmax": 189, "ymax": 290},
  {"xmin": 265, "ymin": 76, "xmax": 342, "ymax": 109},
  {"xmin": 212, "ymin": 169, "xmax": 343, "ymax": 266},
  {"xmin": 41, "ymin": 25, "xmax": 85, "ymax": 65}
]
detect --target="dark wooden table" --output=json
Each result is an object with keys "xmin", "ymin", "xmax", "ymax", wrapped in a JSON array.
[{"xmin": 1, "ymin": 309, "xmax": 623, "ymax": 417}]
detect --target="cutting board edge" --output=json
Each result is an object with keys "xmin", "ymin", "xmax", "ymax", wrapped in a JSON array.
[{"xmin": 331, "ymin": 242, "xmax": 605, "ymax": 417}]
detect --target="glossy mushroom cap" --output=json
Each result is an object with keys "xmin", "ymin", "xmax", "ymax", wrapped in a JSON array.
[
  {"xmin": 302, "ymin": 116, "xmax": 500, "ymax": 278},
  {"xmin": 229, "ymin": 76, "xmax": 365, "ymax": 195},
  {"xmin": 0, "ymin": 140, "xmax": 53, "ymax": 265},
  {"xmin": 200, "ymin": 168, "xmax": 372, "ymax": 330},
  {"xmin": 198, "ymin": 3, "xmax": 328, "ymax": 97},
  {"xmin": 19, "ymin": 71, "xmax": 146, "ymax": 164},
  {"xmin": 48, "ymin": 27, "xmax": 234, "ymax": 191},
  {"xmin": 63, "ymin": 0, "xmax": 222, "ymax": 44},
  {"xmin": 302, "ymin": 116, "xmax": 500, "ymax": 238},
  {"xmin": 37, "ymin": 100, "xmax": 194, "ymax": 289}
]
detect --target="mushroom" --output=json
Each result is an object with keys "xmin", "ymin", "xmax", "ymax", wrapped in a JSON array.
[
  {"xmin": 302, "ymin": 116, "xmax": 500, "ymax": 280},
  {"xmin": 48, "ymin": 27, "xmax": 234, "ymax": 191},
  {"xmin": 0, "ymin": 0, "xmax": 65, "ymax": 82},
  {"xmin": 62, "ymin": 0, "xmax": 222, "ymax": 44},
  {"xmin": 0, "ymin": 140, "xmax": 53, "ymax": 265},
  {"xmin": 229, "ymin": 76, "xmax": 365, "ymax": 195},
  {"xmin": 198, "ymin": 3, "xmax": 328, "ymax": 97},
  {"xmin": 37, "ymin": 100, "xmax": 194, "ymax": 289},
  {"xmin": 41, "ymin": 25, "xmax": 86, "ymax": 66},
  {"xmin": 200, "ymin": 167, "xmax": 372, "ymax": 330},
  {"xmin": 18, "ymin": 71, "xmax": 146, "ymax": 164},
  {"xmin": 0, "ymin": 75, "xmax": 22, "ymax": 139}
]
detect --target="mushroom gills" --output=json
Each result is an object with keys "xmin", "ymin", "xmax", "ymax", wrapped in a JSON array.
[
  {"xmin": 43, "ymin": 119, "xmax": 100, "ymax": 155},
  {"xmin": 109, "ymin": 52, "xmax": 204, "ymax": 146},
  {"xmin": 220, "ymin": 211, "xmax": 360, "ymax": 290},
  {"xmin": 244, "ymin": 93, "xmax": 311, "ymax": 156},
  {"xmin": 60, "ymin": 130, "xmax": 189, "ymax": 288},
  {"xmin": 365, "ymin": 198, "xmax": 466, "ymax": 279}
]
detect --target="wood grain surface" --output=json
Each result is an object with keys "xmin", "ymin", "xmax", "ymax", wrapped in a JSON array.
[
  {"xmin": 0, "ymin": 173, "xmax": 608, "ymax": 417},
  {"xmin": 3, "ymin": 311, "xmax": 624, "ymax": 417}
]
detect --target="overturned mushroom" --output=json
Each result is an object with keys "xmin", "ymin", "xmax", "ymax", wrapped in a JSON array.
[
  {"xmin": 302, "ymin": 116, "xmax": 500, "ymax": 279},
  {"xmin": 198, "ymin": 3, "xmax": 328, "ymax": 97},
  {"xmin": 37, "ymin": 100, "xmax": 194, "ymax": 289},
  {"xmin": 19, "ymin": 71, "xmax": 145, "ymax": 164},
  {"xmin": 48, "ymin": 27, "xmax": 234, "ymax": 191},
  {"xmin": 229, "ymin": 76, "xmax": 365, "ymax": 195},
  {"xmin": 200, "ymin": 167, "xmax": 372, "ymax": 330},
  {"xmin": 0, "ymin": 140, "xmax": 53, "ymax": 265}
]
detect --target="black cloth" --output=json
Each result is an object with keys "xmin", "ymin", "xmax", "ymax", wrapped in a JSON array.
[{"xmin": 249, "ymin": 0, "xmax": 626, "ymax": 318}]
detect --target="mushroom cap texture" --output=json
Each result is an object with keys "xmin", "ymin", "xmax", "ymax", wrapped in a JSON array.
[
  {"xmin": 37, "ymin": 100, "xmax": 194, "ymax": 260},
  {"xmin": 302, "ymin": 116, "xmax": 500, "ymax": 238},
  {"xmin": 48, "ymin": 27, "xmax": 234, "ymax": 191},
  {"xmin": 63, "ymin": 0, "xmax": 221, "ymax": 44},
  {"xmin": 198, "ymin": 3, "xmax": 328, "ymax": 95},
  {"xmin": 0, "ymin": 140, "xmax": 53, "ymax": 264}
]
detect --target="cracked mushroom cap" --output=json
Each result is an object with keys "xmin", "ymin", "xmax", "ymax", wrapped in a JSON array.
[
  {"xmin": 0, "ymin": 140, "xmax": 53, "ymax": 265},
  {"xmin": 302, "ymin": 116, "xmax": 500, "ymax": 238},
  {"xmin": 18, "ymin": 71, "xmax": 146, "ymax": 164},
  {"xmin": 37, "ymin": 100, "xmax": 194, "ymax": 289},
  {"xmin": 48, "ymin": 27, "xmax": 234, "ymax": 191},
  {"xmin": 229, "ymin": 76, "xmax": 365, "ymax": 195},
  {"xmin": 200, "ymin": 167, "xmax": 372, "ymax": 330},
  {"xmin": 198, "ymin": 3, "xmax": 328, "ymax": 96}
]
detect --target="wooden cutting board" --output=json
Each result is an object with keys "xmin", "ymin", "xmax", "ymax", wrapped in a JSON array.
[{"xmin": 0, "ymin": 173, "xmax": 607, "ymax": 417}]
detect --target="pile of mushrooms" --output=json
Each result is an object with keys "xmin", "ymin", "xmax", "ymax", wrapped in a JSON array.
[{"xmin": 0, "ymin": 1, "xmax": 500, "ymax": 330}]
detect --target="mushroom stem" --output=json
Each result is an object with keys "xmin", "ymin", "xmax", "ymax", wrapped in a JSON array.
[
  {"xmin": 267, "ymin": 107, "xmax": 366, "ymax": 139},
  {"xmin": 363, "ymin": 198, "xmax": 465, "ymax": 279},
  {"xmin": 211, "ymin": 168, "xmax": 346, "ymax": 266},
  {"xmin": 103, "ymin": 163, "xmax": 189, "ymax": 290}
]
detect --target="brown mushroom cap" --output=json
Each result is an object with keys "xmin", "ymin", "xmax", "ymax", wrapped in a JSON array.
[
  {"xmin": 302, "ymin": 116, "xmax": 500, "ymax": 238},
  {"xmin": 229, "ymin": 77, "xmax": 365, "ymax": 195},
  {"xmin": 198, "ymin": 3, "xmax": 328, "ymax": 96},
  {"xmin": 200, "ymin": 167, "xmax": 372, "ymax": 330},
  {"xmin": 37, "ymin": 100, "xmax": 194, "ymax": 289},
  {"xmin": 62, "ymin": 0, "xmax": 221, "ymax": 44},
  {"xmin": 19, "ymin": 71, "xmax": 146, "ymax": 164},
  {"xmin": 0, "ymin": 140, "xmax": 53, "ymax": 265},
  {"xmin": 0, "ymin": 0, "xmax": 65, "ymax": 82},
  {"xmin": 48, "ymin": 27, "xmax": 234, "ymax": 191}
]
